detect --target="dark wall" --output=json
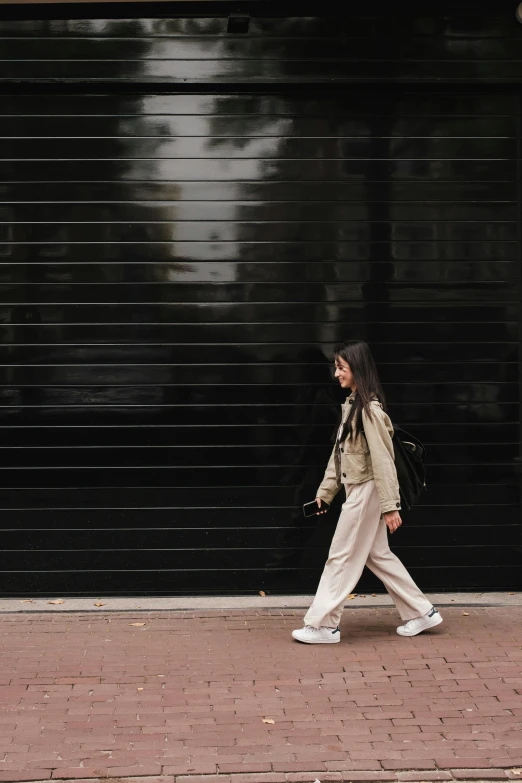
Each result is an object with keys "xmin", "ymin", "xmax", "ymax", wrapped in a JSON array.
[{"xmin": 0, "ymin": 6, "xmax": 520, "ymax": 595}]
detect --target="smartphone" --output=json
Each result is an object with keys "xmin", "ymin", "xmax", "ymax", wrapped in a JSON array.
[{"xmin": 303, "ymin": 499, "xmax": 329, "ymax": 517}]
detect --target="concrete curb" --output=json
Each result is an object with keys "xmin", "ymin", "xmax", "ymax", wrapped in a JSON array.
[{"xmin": 0, "ymin": 592, "xmax": 520, "ymax": 613}]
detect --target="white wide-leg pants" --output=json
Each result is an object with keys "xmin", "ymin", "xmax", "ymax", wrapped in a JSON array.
[{"xmin": 303, "ymin": 479, "xmax": 433, "ymax": 629}]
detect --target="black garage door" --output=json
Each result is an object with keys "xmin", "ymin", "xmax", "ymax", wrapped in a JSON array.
[{"xmin": 0, "ymin": 10, "xmax": 520, "ymax": 595}]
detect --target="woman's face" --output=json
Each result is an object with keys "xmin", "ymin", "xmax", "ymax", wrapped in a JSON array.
[{"xmin": 334, "ymin": 355, "xmax": 355, "ymax": 391}]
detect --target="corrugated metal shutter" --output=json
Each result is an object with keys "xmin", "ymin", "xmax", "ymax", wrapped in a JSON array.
[{"xmin": 0, "ymin": 12, "xmax": 520, "ymax": 595}]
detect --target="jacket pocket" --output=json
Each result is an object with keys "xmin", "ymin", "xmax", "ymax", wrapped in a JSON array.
[
  {"xmin": 340, "ymin": 449, "xmax": 371, "ymax": 481},
  {"xmin": 341, "ymin": 434, "xmax": 369, "ymax": 455}
]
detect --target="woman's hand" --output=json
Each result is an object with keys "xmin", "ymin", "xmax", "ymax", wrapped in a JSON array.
[
  {"xmin": 315, "ymin": 497, "xmax": 328, "ymax": 515},
  {"xmin": 383, "ymin": 510, "xmax": 402, "ymax": 534}
]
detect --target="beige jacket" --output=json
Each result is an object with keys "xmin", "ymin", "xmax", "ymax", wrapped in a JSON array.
[{"xmin": 316, "ymin": 391, "xmax": 401, "ymax": 515}]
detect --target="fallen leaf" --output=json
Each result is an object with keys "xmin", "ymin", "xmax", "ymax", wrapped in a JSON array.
[
  {"xmin": 137, "ymin": 687, "xmax": 143, "ymax": 691},
  {"xmin": 19, "ymin": 599, "xmax": 34, "ymax": 604},
  {"xmin": 129, "ymin": 622, "xmax": 146, "ymax": 627},
  {"xmin": 259, "ymin": 591, "xmax": 266, "ymax": 597},
  {"xmin": 48, "ymin": 599, "xmax": 65, "ymax": 605},
  {"xmin": 509, "ymin": 593, "xmax": 515, "ymax": 596},
  {"xmin": 510, "ymin": 769, "xmax": 522, "ymax": 776},
  {"xmin": 462, "ymin": 612, "xmax": 470, "ymax": 616},
  {"xmin": 347, "ymin": 594, "xmax": 357, "ymax": 600},
  {"xmin": 371, "ymin": 594, "xmax": 377, "ymax": 597},
  {"xmin": 360, "ymin": 595, "xmax": 366, "ymax": 598},
  {"xmin": 262, "ymin": 718, "xmax": 275, "ymax": 724},
  {"xmin": 94, "ymin": 602, "xmax": 106, "ymax": 607}
]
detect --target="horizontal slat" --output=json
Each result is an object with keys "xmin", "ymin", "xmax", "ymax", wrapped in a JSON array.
[
  {"xmin": 0, "ymin": 281, "xmax": 515, "ymax": 303},
  {"xmin": 0, "ymin": 303, "xmax": 518, "ymax": 326},
  {"xmin": 0, "ymin": 464, "xmax": 514, "ymax": 486},
  {"xmin": 1, "ymin": 16, "xmax": 522, "ymax": 40},
  {"xmin": 0, "ymin": 386, "xmax": 514, "ymax": 409},
  {"xmin": 0, "ymin": 365, "xmax": 517, "ymax": 386},
  {"xmin": 0, "ymin": 92, "xmax": 517, "ymax": 115},
  {"xmin": 0, "ymin": 223, "xmax": 518, "ymax": 243},
  {"xmin": 0, "ymin": 182, "xmax": 516, "ymax": 202},
  {"xmin": 0, "ymin": 303, "xmax": 517, "ymax": 323},
  {"xmin": 0, "ymin": 220, "xmax": 518, "ymax": 245},
  {"xmin": 0, "ymin": 322, "xmax": 517, "ymax": 342},
  {"xmin": 0, "ymin": 159, "xmax": 515, "ymax": 181},
  {"xmin": 1, "ymin": 242, "xmax": 517, "ymax": 263},
  {"xmin": 0, "ymin": 363, "xmax": 515, "ymax": 384},
  {"xmin": 8, "ymin": 37, "xmax": 522, "ymax": 62},
  {"xmin": 4, "ymin": 59, "xmax": 522, "ymax": 83},
  {"xmin": 0, "ymin": 343, "xmax": 516, "ymax": 364},
  {"xmin": 1, "ymin": 116, "xmax": 517, "ymax": 139},
  {"xmin": 2, "ymin": 137, "xmax": 516, "ymax": 159},
  {"xmin": 1, "ymin": 524, "xmax": 519, "ymax": 549},
  {"xmin": 3, "ymin": 203, "xmax": 518, "ymax": 222},
  {"xmin": 1, "ymin": 543, "xmax": 520, "ymax": 570},
  {"xmin": 0, "ymin": 484, "xmax": 516, "ymax": 508},
  {"xmin": 0, "ymin": 506, "xmax": 518, "ymax": 529},
  {"xmin": 0, "ymin": 445, "xmax": 516, "ymax": 468},
  {"xmin": 0, "ymin": 93, "xmax": 505, "ymax": 117}
]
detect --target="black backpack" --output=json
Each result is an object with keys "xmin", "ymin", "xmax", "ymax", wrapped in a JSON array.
[{"xmin": 392, "ymin": 426, "xmax": 427, "ymax": 511}]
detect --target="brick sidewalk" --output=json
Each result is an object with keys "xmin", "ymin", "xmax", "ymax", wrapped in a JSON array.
[{"xmin": 0, "ymin": 606, "xmax": 521, "ymax": 783}]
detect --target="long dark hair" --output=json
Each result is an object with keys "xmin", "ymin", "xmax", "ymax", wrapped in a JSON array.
[{"xmin": 335, "ymin": 340, "xmax": 387, "ymax": 442}]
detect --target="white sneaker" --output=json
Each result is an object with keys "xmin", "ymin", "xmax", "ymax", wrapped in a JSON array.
[
  {"xmin": 397, "ymin": 606, "xmax": 443, "ymax": 636},
  {"xmin": 292, "ymin": 625, "xmax": 340, "ymax": 644}
]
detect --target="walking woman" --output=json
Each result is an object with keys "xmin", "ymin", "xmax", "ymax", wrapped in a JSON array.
[{"xmin": 292, "ymin": 340, "xmax": 443, "ymax": 644}]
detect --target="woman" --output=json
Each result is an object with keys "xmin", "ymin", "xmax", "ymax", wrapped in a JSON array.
[{"xmin": 292, "ymin": 340, "xmax": 442, "ymax": 644}]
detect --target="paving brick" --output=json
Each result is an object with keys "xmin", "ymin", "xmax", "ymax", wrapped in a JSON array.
[
  {"xmin": 435, "ymin": 759, "xmax": 497, "ymax": 769},
  {"xmin": 180, "ymin": 775, "xmax": 286, "ymax": 783},
  {"xmin": 285, "ymin": 774, "xmax": 342, "ymax": 782},
  {"xmin": 349, "ymin": 750, "xmax": 403, "ymax": 760},
  {"xmin": 272, "ymin": 762, "xmax": 328, "ymax": 772},
  {"xmin": 450, "ymin": 770, "xmax": 510, "ymax": 779},
  {"xmin": 162, "ymin": 765, "xmax": 219, "ymax": 775},
  {"xmin": 80, "ymin": 779, "xmax": 172, "ymax": 783},
  {"xmin": 338, "ymin": 773, "xmax": 397, "ymax": 781},
  {"xmin": 397, "ymin": 773, "xmax": 452, "ymax": 781},
  {"xmin": 51, "ymin": 769, "xmax": 110, "ymax": 779},
  {"xmin": 217, "ymin": 763, "xmax": 273, "ymax": 773},
  {"xmin": 326, "ymin": 761, "xmax": 384, "ymax": 771},
  {"xmin": 0, "ymin": 773, "xmax": 53, "ymax": 782}
]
